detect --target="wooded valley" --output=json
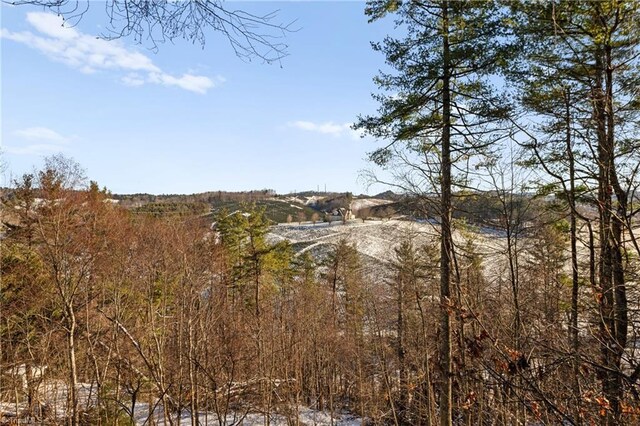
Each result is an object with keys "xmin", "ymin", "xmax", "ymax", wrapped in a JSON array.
[{"xmin": 2, "ymin": 0, "xmax": 640, "ymax": 425}]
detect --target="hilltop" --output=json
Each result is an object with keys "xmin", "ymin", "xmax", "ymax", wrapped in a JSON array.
[{"xmin": 111, "ymin": 189, "xmax": 399, "ymax": 224}]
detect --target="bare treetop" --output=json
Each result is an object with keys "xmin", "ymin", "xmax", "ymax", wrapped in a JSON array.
[{"xmin": 7, "ymin": 0, "xmax": 294, "ymax": 63}]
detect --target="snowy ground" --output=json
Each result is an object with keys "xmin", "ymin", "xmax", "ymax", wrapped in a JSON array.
[
  {"xmin": 269, "ymin": 218, "xmax": 507, "ymax": 266},
  {"xmin": 269, "ymin": 219, "xmax": 439, "ymax": 264},
  {"xmin": 0, "ymin": 379, "xmax": 362, "ymax": 425},
  {"xmin": 132, "ymin": 405, "xmax": 363, "ymax": 425},
  {"xmin": 349, "ymin": 198, "xmax": 394, "ymax": 212}
]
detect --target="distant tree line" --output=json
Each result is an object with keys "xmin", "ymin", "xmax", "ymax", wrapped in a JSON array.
[
  {"xmin": 131, "ymin": 201, "xmax": 211, "ymax": 217},
  {"xmin": 114, "ymin": 190, "xmax": 277, "ymax": 208}
]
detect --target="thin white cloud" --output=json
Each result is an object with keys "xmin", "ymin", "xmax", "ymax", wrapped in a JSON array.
[
  {"xmin": 148, "ymin": 72, "xmax": 223, "ymax": 95},
  {"xmin": 121, "ymin": 73, "xmax": 145, "ymax": 87},
  {"xmin": 6, "ymin": 126, "xmax": 72, "ymax": 156},
  {"xmin": 14, "ymin": 126, "xmax": 70, "ymax": 143},
  {"xmin": 4, "ymin": 143, "xmax": 68, "ymax": 156},
  {"xmin": 1, "ymin": 12, "xmax": 221, "ymax": 94},
  {"xmin": 27, "ymin": 12, "xmax": 81, "ymax": 40},
  {"xmin": 287, "ymin": 120, "xmax": 363, "ymax": 140}
]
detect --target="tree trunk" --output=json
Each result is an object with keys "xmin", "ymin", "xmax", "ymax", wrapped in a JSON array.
[
  {"xmin": 397, "ymin": 274, "xmax": 407, "ymax": 418},
  {"xmin": 565, "ymin": 88, "xmax": 582, "ymax": 425},
  {"xmin": 66, "ymin": 304, "xmax": 79, "ymax": 426},
  {"xmin": 595, "ymin": 37, "xmax": 627, "ymax": 425},
  {"xmin": 439, "ymin": 2, "xmax": 453, "ymax": 424}
]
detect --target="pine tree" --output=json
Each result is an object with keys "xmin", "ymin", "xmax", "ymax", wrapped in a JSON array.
[
  {"xmin": 356, "ymin": 2, "xmax": 512, "ymax": 422},
  {"xmin": 214, "ymin": 204, "xmax": 274, "ymax": 316},
  {"xmin": 388, "ymin": 239, "xmax": 433, "ymax": 423},
  {"xmin": 513, "ymin": 2, "xmax": 640, "ymax": 422}
]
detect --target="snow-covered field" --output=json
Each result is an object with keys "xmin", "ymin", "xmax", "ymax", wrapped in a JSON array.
[
  {"xmin": 278, "ymin": 196, "xmax": 393, "ymax": 212},
  {"xmin": 349, "ymin": 198, "xmax": 394, "ymax": 212},
  {"xmin": 268, "ymin": 218, "xmax": 523, "ymax": 292},
  {"xmin": 269, "ymin": 219, "xmax": 440, "ymax": 264},
  {"xmin": 269, "ymin": 218, "xmax": 506, "ymax": 265}
]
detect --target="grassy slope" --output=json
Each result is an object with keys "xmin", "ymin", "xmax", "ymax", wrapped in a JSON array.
[{"xmin": 206, "ymin": 199, "xmax": 320, "ymax": 224}]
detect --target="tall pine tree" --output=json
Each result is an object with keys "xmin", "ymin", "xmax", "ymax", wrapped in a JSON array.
[{"xmin": 356, "ymin": 1, "xmax": 512, "ymax": 423}]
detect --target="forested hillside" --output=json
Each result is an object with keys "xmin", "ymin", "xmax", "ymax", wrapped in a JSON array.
[
  {"xmin": 1, "ymin": 153, "xmax": 639, "ymax": 425},
  {"xmin": 2, "ymin": 0, "xmax": 640, "ymax": 425}
]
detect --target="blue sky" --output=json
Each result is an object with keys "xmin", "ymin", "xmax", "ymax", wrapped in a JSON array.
[{"xmin": 1, "ymin": 1, "xmax": 396, "ymax": 195}]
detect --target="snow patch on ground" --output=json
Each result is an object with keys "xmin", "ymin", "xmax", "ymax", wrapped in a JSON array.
[
  {"xmin": 350, "ymin": 198, "xmax": 393, "ymax": 212},
  {"xmin": 268, "ymin": 218, "xmax": 516, "ymax": 286},
  {"xmin": 132, "ymin": 405, "xmax": 363, "ymax": 425},
  {"xmin": 0, "ymin": 380, "xmax": 362, "ymax": 426},
  {"xmin": 270, "ymin": 219, "xmax": 440, "ymax": 263}
]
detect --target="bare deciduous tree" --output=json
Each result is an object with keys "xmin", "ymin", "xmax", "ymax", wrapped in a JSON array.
[{"xmin": 8, "ymin": 0, "xmax": 294, "ymax": 63}]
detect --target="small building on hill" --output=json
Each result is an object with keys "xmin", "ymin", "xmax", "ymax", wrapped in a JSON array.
[{"xmin": 327, "ymin": 207, "xmax": 353, "ymax": 222}]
